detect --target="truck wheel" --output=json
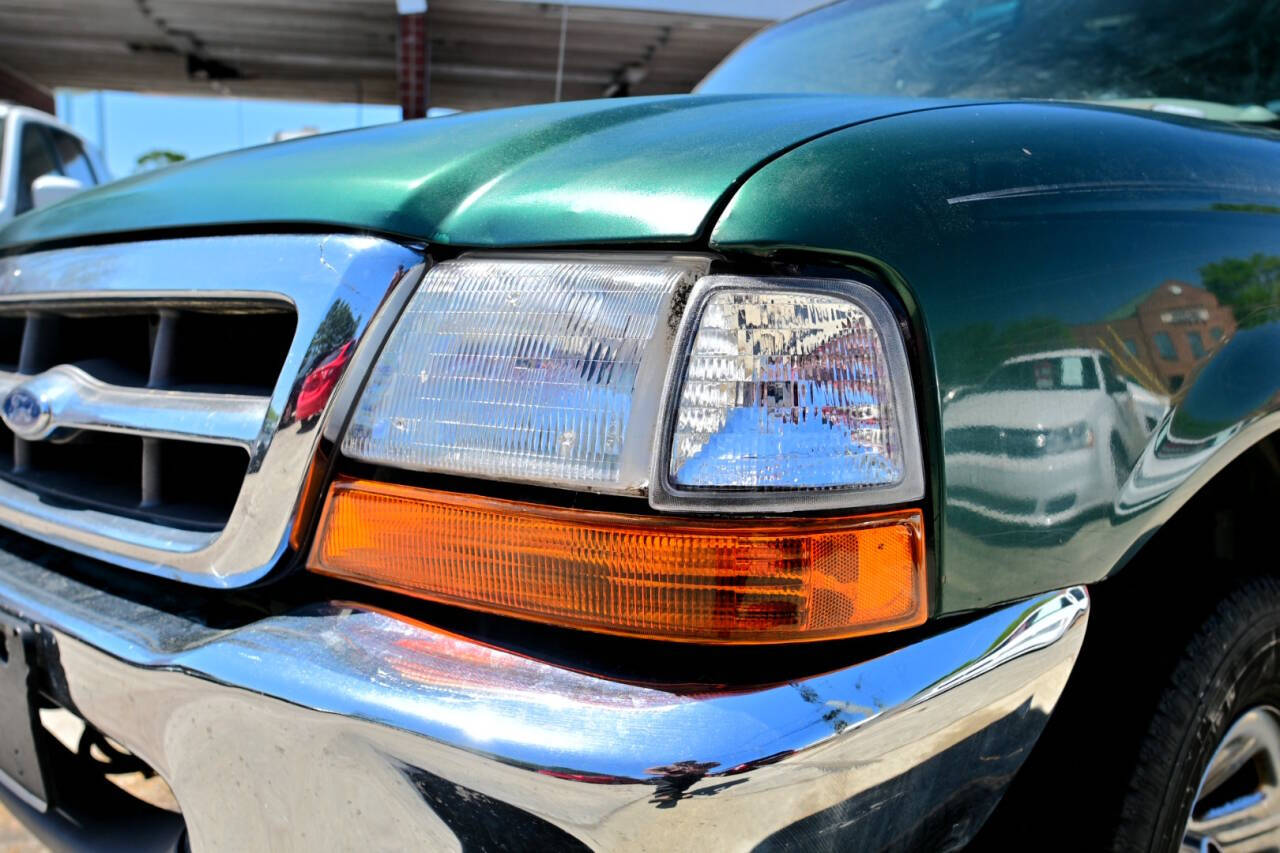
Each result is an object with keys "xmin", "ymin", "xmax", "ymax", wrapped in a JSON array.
[{"xmin": 1111, "ymin": 575, "xmax": 1280, "ymax": 852}]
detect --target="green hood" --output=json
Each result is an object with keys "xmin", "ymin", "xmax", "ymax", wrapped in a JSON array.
[{"xmin": 0, "ymin": 94, "xmax": 944, "ymax": 252}]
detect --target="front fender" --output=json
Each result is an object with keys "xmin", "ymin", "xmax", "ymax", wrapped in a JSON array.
[{"xmin": 709, "ymin": 100, "xmax": 1280, "ymax": 614}]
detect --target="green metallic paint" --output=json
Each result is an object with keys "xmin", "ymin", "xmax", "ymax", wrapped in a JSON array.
[
  {"xmin": 0, "ymin": 94, "xmax": 949, "ymax": 253},
  {"xmin": 710, "ymin": 102, "xmax": 1280, "ymax": 614},
  {"xmin": 5, "ymin": 93, "xmax": 1278, "ymax": 622}
]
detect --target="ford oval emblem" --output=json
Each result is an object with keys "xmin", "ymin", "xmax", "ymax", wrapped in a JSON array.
[{"xmin": 1, "ymin": 387, "xmax": 50, "ymax": 439}]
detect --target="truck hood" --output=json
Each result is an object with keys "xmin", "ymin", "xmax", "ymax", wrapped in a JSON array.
[
  {"xmin": 946, "ymin": 390, "xmax": 1103, "ymax": 432},
  {"xmin": 0, "ymin": 94, "xmax": 952, "ymax": 253},
  {"xmin": 947, "ymin": 389, "xmax": 1105, "ymax": 432}
]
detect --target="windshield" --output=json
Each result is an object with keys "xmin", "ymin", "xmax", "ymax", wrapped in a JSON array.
[
  {"xmin": 982, "ymin": 356, "xmax": 1100, "ymax": 391},
  {"xmin": 699, "ymin": 0, "xmax": 1279, "ymax": 123}
]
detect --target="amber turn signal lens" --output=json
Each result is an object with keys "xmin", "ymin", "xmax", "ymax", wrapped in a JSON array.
[{"xmin": 308, "ymin": 478, "xmax": 926, "ymax": 644}]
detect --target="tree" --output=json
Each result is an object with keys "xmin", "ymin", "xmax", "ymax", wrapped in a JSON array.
[
  {"xmin": 303, "ymin": 300, "xmax": 359, "ymax": 370},
  {"xmin": 134, "ymin": 149, "xmax": 187, "ymax": 172},
  {"xmin": 1201, "ymin": 253, "xmax": 1280, "ymax": 329}
]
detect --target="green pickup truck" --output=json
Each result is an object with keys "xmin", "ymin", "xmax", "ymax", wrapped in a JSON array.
[{"xmin": 0, "ymin": 1, "xmax": 1276, "ymax": 850}]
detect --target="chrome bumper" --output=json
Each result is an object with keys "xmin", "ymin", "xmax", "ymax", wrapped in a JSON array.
[{"xmin": 0, "ymin": 544, "xmax": 1088, "ymax": 852}]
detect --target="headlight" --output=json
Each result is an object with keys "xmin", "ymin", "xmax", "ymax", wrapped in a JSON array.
[
  {"xmin": 344, "ymin": 259, "xmax": 923, "ymax": 511},
  {"xmin": 343, "ymin": 255, "xmax": 703, "ymax": 493},
  {"xmin": 321, "ymin": 255, "xmax": 927, "ymax": 643},
  {"xmin": 1042, "ymin": 421, "xmax": 1094, "ymax": 454}
]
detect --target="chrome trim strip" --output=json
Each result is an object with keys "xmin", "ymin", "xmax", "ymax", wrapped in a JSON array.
[
  {"xmin": 0, "ymin": 366, "xmax": 269, "ymax": 448},
  {"xmin": 0, "ymin": 235, "xmax": 424, "ymax": 586},
  {"xmin": 0, "ymin": 542, "xmax": 1088, "ymax": 849}
]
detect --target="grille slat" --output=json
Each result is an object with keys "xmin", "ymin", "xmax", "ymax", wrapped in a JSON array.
[
  {"xmin": 142, "ymin": 310, "xmax": 178, "ymax": 508},
  {"xmin": 11, "ymin": 311, "xmax": 48, "ymax": 474}
]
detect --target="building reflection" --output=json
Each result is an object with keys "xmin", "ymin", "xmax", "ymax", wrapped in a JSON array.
[{"xmin": 1072, "ymin": 279, "xmax": 1237, "ymax": 394}]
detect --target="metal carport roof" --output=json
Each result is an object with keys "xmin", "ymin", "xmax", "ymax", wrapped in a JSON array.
[{"xmin": 0, "ymin": 0, "xmax": 765, "ymax": 112}]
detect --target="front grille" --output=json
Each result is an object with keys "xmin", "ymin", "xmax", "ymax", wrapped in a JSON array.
[
  {"xmin": 0, "ymin": 306, "xmax": 294, "ymax": 531},
  {"xmin": 11, "ymin": 308, "xmax": 293, "ymax": 393},
  {"xmin": 951, "ymin": 486, "xmax": 1038, "ymax": 517},
  {"xmin": 946, "ymin": 426, "xmax": 1049, "ymax": 458},
  {"xmin": 0, "ymin": 235, "xmax": 421, "ymax": 586}
]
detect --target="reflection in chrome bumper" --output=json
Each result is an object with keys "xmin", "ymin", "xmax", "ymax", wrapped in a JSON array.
[{"xmin": 0, "ymin": 549, "xmax": 1088, "ymax": 851}]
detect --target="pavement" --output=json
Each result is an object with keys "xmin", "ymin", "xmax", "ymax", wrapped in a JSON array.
[
  {"xmin": 0, "ymin": 708, "xmax": 178, "ymax": 852},
  {"xmin": 0, "ymin": 805, "xmax": 42, "ymax": 853}
]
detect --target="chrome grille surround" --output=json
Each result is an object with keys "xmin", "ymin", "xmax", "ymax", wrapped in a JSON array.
[{"xmin": 0, "ymin": 234, "xmax": 424, "ymax": 587}]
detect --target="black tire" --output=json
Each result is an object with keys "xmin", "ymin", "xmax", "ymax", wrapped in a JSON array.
[
  {"xmin": 972, "ymin": 573, "xmax": 1280, "ymax": 852},
  {"xmin": 1111, "ymin": 575, "xmax": 1280, "ymax": 852}
]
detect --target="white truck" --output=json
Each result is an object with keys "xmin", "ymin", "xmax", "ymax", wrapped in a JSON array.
[{"xmin": 0, "ymin": 104, "xmax": 109, "ymax": 225}]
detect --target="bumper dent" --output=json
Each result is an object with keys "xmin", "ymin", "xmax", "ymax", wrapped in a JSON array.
[{"xmin": 0, "ymin": 547, "xmax": 1087, "ymax": 851}]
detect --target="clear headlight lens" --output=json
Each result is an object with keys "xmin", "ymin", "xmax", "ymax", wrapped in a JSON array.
[
  {"xmin": 342, "ymin": 256, "xmax": 702, "ymax": 490},
  {"xmin": 651, "ymin": 277, "xmax": 922, "ymax": 512},
  {"xmin": 669, "ymin": 290, "xmax": 902, "ymax": 488}
]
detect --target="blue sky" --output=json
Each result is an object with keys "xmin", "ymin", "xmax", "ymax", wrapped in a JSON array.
[
  {"xmin": 54, "ymin": 0, "xmax": 823, "ymax": 178},
  {"xmin": 56, "ymin": 91, "xmax": 404, "ymax": 178}
]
